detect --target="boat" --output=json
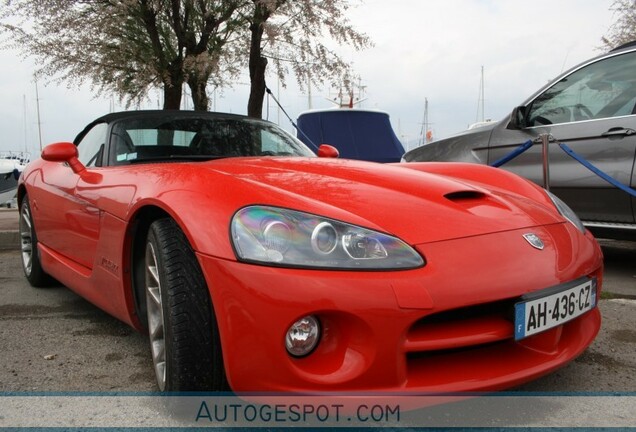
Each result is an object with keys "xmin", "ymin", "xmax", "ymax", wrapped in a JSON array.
[
  {"xmin": 296, "ymin": 108, "xmax": 405, "ymax": 163},
  {"xmin": 292, "ymin": 80, "xmax": 405, "ymax": 163},
  {"xmin": 0, "ymin": 151, "xmax": 30, "ymax": 205}
]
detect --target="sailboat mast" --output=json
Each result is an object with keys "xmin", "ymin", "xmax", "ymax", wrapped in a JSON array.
[
  {"xmin": 34, "ymin": 76, "xmax": 43, "ymax": 152},
  {"xmin": 424, "ymin": 98, "xmax": 429, "ymax": 144},
  {"xmin": 23, "ymin": 94, "xmax": 28, "ymax": 154},
  {"xmin": 419, "ymin": 97, "xmax": 429, "ymax": 147},
  {"xmin": 476, "ymin": 65, "xmax": 485, "ymax": 123},
  {"xmin": 307, "ymin": 71, "xmax": 312, "ymax": 110}
]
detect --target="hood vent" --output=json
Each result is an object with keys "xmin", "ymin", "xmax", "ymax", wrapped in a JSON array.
[
  {"xmin": 444, "ymin": 190, "xmax": 512, "ymax": 217},
  {"xmin": 444, "ymin": 190, "xmax": 486, "ymax": 202}
]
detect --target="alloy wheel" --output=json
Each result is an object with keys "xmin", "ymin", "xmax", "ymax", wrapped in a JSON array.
[
  {"xmin": 145, "ymin": 241, "xmax": 167, "ymax": 391},
  {"xmin": 19, "ymin": 203, "xmax": 33, "ymax": 276}
]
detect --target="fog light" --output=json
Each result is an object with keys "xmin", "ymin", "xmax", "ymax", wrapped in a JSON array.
[{"xmin": 285, "ymin": 315, "xmax": 320, "ymax": 357}]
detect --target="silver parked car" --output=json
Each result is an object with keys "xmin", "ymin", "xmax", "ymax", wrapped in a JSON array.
[{"xmin": 403, "ymin": 42, "xmax": 636, "ymax": 240}]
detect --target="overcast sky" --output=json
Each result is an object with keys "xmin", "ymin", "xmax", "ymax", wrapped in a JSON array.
[{"xmin": 0, "ymin": 0, "xmax": 619, "ymax": 155}]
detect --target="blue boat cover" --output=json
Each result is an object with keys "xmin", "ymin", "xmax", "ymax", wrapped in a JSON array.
[{"xmin": 296, "ymin": 110, "xmax": 405, "ymax": 163}]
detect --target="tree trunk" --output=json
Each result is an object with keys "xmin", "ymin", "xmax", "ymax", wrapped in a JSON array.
[
  {"xmin": 163, "ymin": 82, "xmax": 182, "ymax": 109},
  {"xmin": 247, "ymin": 21, "xmax": 268, "ymax": 118},
  {"xmin": 188, "ymin": 76, "xmax": 210, "ymax": 111}
]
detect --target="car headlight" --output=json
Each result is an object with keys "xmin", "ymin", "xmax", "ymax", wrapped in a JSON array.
[
  {"xmin": 546, "ymin": 191, "xmax": 586, "ymax": 233},
  {"xmin": 231, "ymin": 206, "xmax": 425, "ymax": 270}
]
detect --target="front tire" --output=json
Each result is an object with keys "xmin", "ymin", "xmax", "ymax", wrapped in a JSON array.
[
  {"xmin": 19, "ymin": 196, "xmax": 53, "ymax": 287},
  {"xmin": 144, "ymin": 218, "xmax": 226, "ymax": 391}
]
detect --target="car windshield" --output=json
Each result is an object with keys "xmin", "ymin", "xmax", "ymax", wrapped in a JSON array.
[{"xmin": 109, "ymin": 114, "xmax": 315, "ymax": 164}]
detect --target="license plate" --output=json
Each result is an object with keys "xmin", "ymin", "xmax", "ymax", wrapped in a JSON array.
[{"xmin": 514, "ymin": 278, "xmax": 597, "ymax": 340}]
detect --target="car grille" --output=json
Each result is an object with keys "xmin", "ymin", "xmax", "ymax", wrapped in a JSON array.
[
  {"xmin": 404, "ymin": 299, "xmax": 515, "ymax": 354},
  {"xmin": 398, "ymin": 290, "xmax": 600, "ymax": 391},
  {"xmin": 402, "ymin": 298, "xmax": 524, "ymax": 388}
]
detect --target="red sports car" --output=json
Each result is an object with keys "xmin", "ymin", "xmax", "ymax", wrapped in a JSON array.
[{"xmin": 18, "ymin": 110, "xmax": 602, "ymax": 392}]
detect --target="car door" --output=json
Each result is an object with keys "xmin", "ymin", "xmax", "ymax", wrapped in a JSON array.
[
  {"xmin": 34, "ymin": 122, "xmax": 107, "ymax": 269},
  {"xmin": 488, "ymin": 50, "xmax": 636, "ymax": 224}
]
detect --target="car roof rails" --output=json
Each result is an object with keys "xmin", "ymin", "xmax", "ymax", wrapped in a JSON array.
[{"xmin": 610, "ymin": 40, "xmax": 636, "ymax": 52}]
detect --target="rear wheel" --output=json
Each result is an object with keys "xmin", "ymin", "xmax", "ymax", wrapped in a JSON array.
[
  {"xmin": 144, "ymin": 218, "xmax": 226, "ymax": 391},
  {"xmin": 19, "ymin": 196, "xmax": 53, "ymax": 287}
]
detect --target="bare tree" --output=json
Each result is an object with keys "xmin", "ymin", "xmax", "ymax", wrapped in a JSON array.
[
  {"xmin": 240, "ymin": 0, "xmax": 372, "ymax": 118},
  {"xmin": 601, "ymin": 0, "xmax": 636, "ymax": 50},
  {"xmin": 1, "ymin": 0, "xmax": 242, "ymax": 110}
]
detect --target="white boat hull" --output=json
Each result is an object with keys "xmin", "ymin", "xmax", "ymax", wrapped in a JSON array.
[{"xmin": 0, "ymin": 152, "xmax": 30, "ymax": 205}]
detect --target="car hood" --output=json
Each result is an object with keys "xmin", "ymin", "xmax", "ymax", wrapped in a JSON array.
[{"xmin": 205, "ymin": 157, "xmax": 561, "ymax": 245}]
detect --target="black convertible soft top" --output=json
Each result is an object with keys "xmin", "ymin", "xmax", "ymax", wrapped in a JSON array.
[{"xmin": 73, "ymin": 110, "xmax": 264, "ymax": 145}]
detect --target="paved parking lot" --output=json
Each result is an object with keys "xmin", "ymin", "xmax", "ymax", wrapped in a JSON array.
[{"xmin": 0, "ymin": 207, "xmax": 635, "ymax": 393}]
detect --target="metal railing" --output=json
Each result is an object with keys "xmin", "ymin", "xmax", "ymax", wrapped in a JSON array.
[{"xmin": 490, "ymin": 133, "xmax": 636, "ymax": 198}]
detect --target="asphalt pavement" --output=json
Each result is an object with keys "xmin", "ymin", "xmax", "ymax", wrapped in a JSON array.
[{"xmin": 0, "ymin": 208, "xmax": 19, "ymax": 250}]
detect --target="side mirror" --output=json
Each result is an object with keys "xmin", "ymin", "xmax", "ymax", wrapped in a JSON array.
[
  {"xmin": 41, "ymin": 142, "xmax": 86, "ymax": 174},
  {"xmin": 317, "ymin": 144, "xmax": 339, "ymax": 158},
  {"xmin": 507, "ymin": 106, "xmax": 528, "ymax": 130}
]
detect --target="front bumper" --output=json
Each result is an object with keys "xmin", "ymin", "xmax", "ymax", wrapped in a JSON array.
[{"xmin": 197, "ymin": 223, "xmax": 603, "ymax": 392}]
